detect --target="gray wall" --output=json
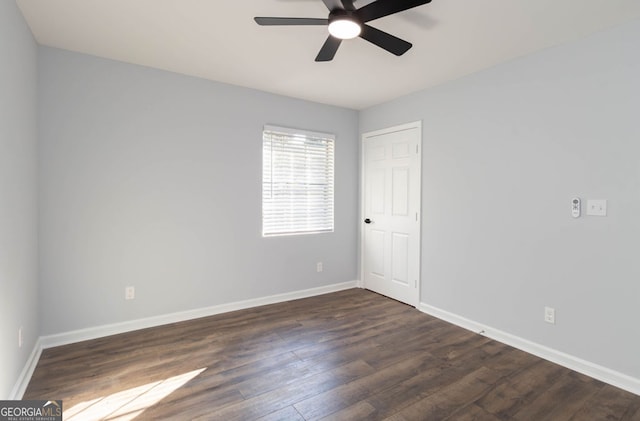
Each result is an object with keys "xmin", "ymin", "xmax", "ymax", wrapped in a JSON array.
[
  {"xmin": 360, "ymin": 19, "xmax": 640, "ymax": 379},
  {"xmin": 38, "ymin": 47, "xmax": 359, "ymax": 335},
  {"xmin": 0, "ymin": 1, "xmax": 39, "ymax": 398}
]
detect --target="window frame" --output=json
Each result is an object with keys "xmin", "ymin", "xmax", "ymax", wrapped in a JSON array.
[{"xmin": 262, "ymin": 125, "xmax": 335, "ymax": 237}]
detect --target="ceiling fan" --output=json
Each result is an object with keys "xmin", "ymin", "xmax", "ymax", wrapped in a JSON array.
[{"xmin": 255, "ymin": 0, "xmax": 432, "ymax": 62}]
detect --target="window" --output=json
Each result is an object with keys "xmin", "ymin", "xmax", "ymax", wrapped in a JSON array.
[{"xmin": 262, "ymin": 125, "xmax": 335, "ymax": 237}]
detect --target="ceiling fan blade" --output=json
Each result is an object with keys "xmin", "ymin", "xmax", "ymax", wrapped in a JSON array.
[
  {"xmin": 355, "ymin": 0, "xmax": 432, "ymax": 23},
  {"xmin": 341, "ymin": 0, "xmax": 356, "ymax": 12},
  {"xmin": 315, "ymin": 35, "xmax": 342, "ymax": 62},
  {"xmin": 321, "ymin": 0, "xmax": 344, "ymax": 11},
  {"xmin": 359, "ymin": 24, "xmax": 412, "ymax": 56},
  {"xmin": 254, "ymin": 17, "xmax": 328, "ymax": 26}
]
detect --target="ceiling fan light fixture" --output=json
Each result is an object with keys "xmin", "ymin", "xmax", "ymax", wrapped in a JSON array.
[
  {"xmin": 255, "ymin": 0, "xmax": 431, "ymax": 61},
  {"xmin": 328, "ymin": 18, "xmax": 361, "ymax": 40}
]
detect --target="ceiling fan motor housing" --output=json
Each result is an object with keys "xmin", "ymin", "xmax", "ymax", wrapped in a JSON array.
[{"xmin": 329, "ymin": 9, "xmax": 359, "ymax": 24}]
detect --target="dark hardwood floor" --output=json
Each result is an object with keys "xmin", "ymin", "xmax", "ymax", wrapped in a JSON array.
[{"xmin": 25, "ymin": 289, "xmax": 640, "ymax": 420}]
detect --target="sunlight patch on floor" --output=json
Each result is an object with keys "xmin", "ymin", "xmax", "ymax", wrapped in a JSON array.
[{"xmin": 65, "ymin": 368, "xmax": 206, "ymax": 420}]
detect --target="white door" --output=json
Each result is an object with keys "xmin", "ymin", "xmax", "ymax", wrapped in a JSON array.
[{"xmin": 362, "ymin": 122, "xmax": 421, "ymax": 307}]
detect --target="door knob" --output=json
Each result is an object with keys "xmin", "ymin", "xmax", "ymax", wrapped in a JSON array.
[{"xmin": 364, "ymin": 218, "xmax": 372, "ymax": 224}]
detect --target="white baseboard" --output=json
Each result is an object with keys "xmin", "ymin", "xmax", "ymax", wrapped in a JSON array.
[
  {"xmin": 40, "ymin": 281, "xmax": 358, "ymax": 349},
  {"xmin": 419, "ymin": 302, "xmax": 640, "ymax": 396},
  {"xmin": 9, "ymin": 338, "xmax": 43, "ymax": 400}
]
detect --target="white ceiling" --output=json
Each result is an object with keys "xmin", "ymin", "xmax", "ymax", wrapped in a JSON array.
[{"xmin": 16, "ymin": 0, "xmax": 640, "ymax": 110}]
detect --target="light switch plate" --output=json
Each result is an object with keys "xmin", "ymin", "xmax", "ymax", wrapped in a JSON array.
[{"xmin": 586, "ymin": 199, "xmax": 607, "ymax": 216}]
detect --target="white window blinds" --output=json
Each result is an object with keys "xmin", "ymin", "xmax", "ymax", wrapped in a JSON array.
[{"xmin": 262, "ymin": 125, "xmax": 335, "ymax": 237}]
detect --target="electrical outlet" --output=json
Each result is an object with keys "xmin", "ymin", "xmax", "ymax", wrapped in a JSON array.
[
  {"xmin": 18, "ymin": 327, "xmax": 23, "ymax": 348},
  {"xmin": 316, "ymin": 262, "xmax": 323, "ymax": 273},
  {"xmin": 544, "ymin": 307, "xmax": 556, "ymax": 324},
  {"xmin": 125, "ymin": 286, "xmax": 135, "ymax": 300}
]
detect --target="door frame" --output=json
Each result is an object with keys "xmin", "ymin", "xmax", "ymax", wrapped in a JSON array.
[{"xmin": 359, "ymin": 120, "xmax": 422, "ymax": 306}]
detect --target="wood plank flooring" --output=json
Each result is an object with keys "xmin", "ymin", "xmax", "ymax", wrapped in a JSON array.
[{"xmin": 24, "ymin": 289, "xmax": 640, "ymax": 420}]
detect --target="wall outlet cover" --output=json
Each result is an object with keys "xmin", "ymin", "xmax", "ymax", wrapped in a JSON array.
[
  {"xmin": 544, "ymin": 307, "xmax": 556, "ymax": 324},
  {"xmin": 586, "ymin": 199, "xmax": 607, "ymax": 216}
]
